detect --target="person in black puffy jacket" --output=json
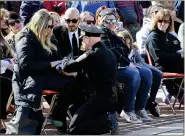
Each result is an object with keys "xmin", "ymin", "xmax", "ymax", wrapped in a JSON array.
[
  {"xmin": 5, "ymin": 9, "xmax": 75, "ymax": 135},
  {"xmin": 146, "ymin": 9, "xmax": 184, "ymax": 102}
]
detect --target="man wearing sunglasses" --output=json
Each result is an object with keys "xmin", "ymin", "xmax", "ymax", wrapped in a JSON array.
[
  {"xmin": 53, "ymin": 7, "xmax": 81, "ymax": 59},
  {"xmin": 5, "ymin": 11, "xmax": 23, "ymax": 54}
]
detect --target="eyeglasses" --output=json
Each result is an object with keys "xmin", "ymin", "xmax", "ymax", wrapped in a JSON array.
[
  {"xmin": 48, "ymin": 25, "xmax": 54, "ymax": 29},
  {"xmin": 84, "ymin": 20, "xmax": 95, "ymax": 25},
  {"xmin": 65, "ymin": 18, "xmax": 79, "ymax": 24},
  {"xmin": 158, "ymin": 20, "xmax": 170, "ymax": 24},
  {"xmin": 9, "ymin": 19, "xmax": 21, "ymax": 26},
  {"xmin": 104, "ymin": 19, "xmax": 117, "ymax": 24}
]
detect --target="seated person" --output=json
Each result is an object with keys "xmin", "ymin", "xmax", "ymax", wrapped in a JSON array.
[
  {"xmin": 0, "ymin": 8, "xmax": 10, "ymax": 36},
  {"xmin": 0, "ymin": 29, "xmax": 14, "ymax": 133},
  {"xmin": 4, "ymin": 11, "xmax": 23, "ymax": 54},
  {"xmin": 118, "ymin": 30, "xmax": 162, "ymax": 117},
  {"xmin": 98, "ymin": 8, "xmax": 153, "ymax": 123},
  {"xmin": 136, "ymin": 5, "xmax": 163, "ymax": 55},
  {"xmin": 62, "ymin": 24, "xmax": 119, "ymax": 135},
  {"xmin": 5, "ymin": 9, "xmax": 74, "ymax": 135},
  {"xmin": 146, "ymin": 9, "xmax": 184, "ymax": 103},
  {"xmin": 80, "ymin": 11, "xmax": 95, "ymax": 26}
]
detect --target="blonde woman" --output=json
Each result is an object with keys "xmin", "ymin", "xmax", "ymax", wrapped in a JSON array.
[
  {"xmin": 49, "ymin": 11, "xmax": 62, "ymax": 26},
  {"xmin": 80, "ymin": 11, "xmax": 95, "ymax": 26},
  {"xmin": 5, "ymin": 9, "xmax": 74, "ymax": 135},
  {"xmin": 0, "ymin": 8, "xmax": 10, "ymax": 36},
  {"xmin": 146, "ymin": 9, "xmax": 184, "ymax": 104}
]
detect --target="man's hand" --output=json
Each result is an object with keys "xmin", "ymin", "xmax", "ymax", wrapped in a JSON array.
[{"xmin": 63, "ymin": 71, "xmax": 77, "ymax": 77}]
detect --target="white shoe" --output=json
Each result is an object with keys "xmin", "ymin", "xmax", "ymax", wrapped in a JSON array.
[
  {"xmin": 119, "ymin": 110, "xmax": 131, "ymax": 123},
  {"xmin": 125, "ymin": 111, "xmax": 143, "ymax": 124},
  {"xmin": 135, "ymin": 109, "xmax": 154, "ymax": 122}
]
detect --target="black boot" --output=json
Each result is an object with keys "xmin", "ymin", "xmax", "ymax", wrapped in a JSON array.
[{"xmin": 146, "ymin": 100, "xmax": 160, "ymax": 117}]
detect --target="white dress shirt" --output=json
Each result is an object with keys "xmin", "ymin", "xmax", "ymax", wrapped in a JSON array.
[{"xmin": 68, "ymin": 29, "xmax": 79, "ymax": 49}]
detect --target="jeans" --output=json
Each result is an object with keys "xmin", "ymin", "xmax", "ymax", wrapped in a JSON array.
[
  {"xmin": 117, "ymin": 66, "xmax": 152, "ymax": 112},
  {"xmin": 143, "ymin": 64, "xmax": 162, "ymax": 102}
]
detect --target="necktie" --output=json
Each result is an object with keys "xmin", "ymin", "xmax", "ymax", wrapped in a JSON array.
[{"xmin": 72, "ymin": 33, "xmax": 78, "ymax": 57}]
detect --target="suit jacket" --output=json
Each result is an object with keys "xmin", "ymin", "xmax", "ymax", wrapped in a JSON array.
[{"xmin": 53, "ymin": 25, "xmax": 82, "ymax": 58}]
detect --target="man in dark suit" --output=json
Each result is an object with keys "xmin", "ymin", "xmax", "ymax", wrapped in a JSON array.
[
  {"xmin": 50, "ymin": 8, "xmax": 86, "ymax": 134},
  {"xmin": 53, "ymin": 7, "xmax": 81, "ymax": 58}
]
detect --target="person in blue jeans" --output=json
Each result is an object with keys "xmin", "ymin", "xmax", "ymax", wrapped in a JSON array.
[
  {"xmin": 70, "ymin": 1, "xmax": 115, "ymax": 16},
  {"xmin": 117, "ymin": 30, "xmax": 162, "ymax": 117},
  {"xmin": 99, "ymin": 8, "xmax": 153, "ymax": 123}
]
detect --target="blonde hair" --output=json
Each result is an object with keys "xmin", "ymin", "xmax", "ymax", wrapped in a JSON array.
[
  {"xmin": 80, "ymin": 11, "xmax": 95, "ymax": 22},
  {"xmin": 0, "ymin": 30, "xmax": 12, "ymax": 57},
  {"xmin": 117, "ymin": 30, "xmax": 138, "ymax": 51},
  {"xmin": 150, "ymin": 9, "xmax": 174, "ymax": 32},
  {"xmin": 0, "ymin": 8, "xmax": 9, "ymax": 19},
  {"xmin": 25, "ymin": 9, "xmax": 57, "ymax": 53},
  {"xmin": 49, "ymin": 12, "xmax": 62, "ymax": 25}
]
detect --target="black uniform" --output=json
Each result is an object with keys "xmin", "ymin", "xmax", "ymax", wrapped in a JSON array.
[{"xmin": 63, "ymin": 24, "xmax": 118, "ymax": 134}]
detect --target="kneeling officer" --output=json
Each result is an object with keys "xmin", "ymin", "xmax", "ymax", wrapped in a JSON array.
[{"xmin": 61, "ymin": 24, "xmax": 119, "ymax": 134}]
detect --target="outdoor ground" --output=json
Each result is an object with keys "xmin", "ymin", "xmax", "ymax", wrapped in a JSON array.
[{"xmin": 2, "ymin": 90, "xmax": 184, "ymax": 135}]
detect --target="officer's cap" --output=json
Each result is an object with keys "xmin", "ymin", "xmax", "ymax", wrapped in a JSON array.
[
  {"xmin": 79, "ymin": 24, "xmax": 104, "ymax": 38},
  {"xmin": 99, "ymin": 8, "xmax": 116, "ymax": 18}
]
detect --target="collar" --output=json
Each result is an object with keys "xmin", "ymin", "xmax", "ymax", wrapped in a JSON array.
[{"xmin": 68, "ymin": 29, "xmax": 79, "ymax": 37}]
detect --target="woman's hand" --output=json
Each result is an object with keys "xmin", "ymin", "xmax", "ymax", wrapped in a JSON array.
[{"xmin": 129, "ymin": 63, "xmax": 138, "ymax": 70}]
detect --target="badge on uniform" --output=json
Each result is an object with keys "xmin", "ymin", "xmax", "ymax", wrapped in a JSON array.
[{"xmin": 173, "ymin": 40, "xmax": 179, "ymax": 45}]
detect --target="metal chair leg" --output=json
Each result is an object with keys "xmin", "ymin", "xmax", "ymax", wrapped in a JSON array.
[
  {"xmin": 173, "ymin": 79, "xmax": 184, "ymax": 108},
  {"xmin": 6, "ymin": 91, "xmax": 13, "ymax": 112},
  {"xmin": 42, "ymin": 94, "xmax": 58, "ymax": 135},
  {"xmin": 179, "ymin": 95, "xmax": 184, "ymax": 109},
  {"xmin": 161, "ymin": 83, "xmax": 176, "ymax": 115}
]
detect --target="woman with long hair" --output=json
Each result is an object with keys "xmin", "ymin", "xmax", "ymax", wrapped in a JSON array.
[
  {"xmin": 146, "ymin": 9, "xmax": 184, "ymax": 104},
  {"xmin": 118, "ymin": 30, "xmax": 162, "ymax": 117},
  {"xmin": 5, "ymin": 9, "xmax": 74, "ymax": 135}
]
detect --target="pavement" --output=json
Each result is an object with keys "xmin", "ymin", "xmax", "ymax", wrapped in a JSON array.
[{"xmin": 1, "ymin": 90, "xmax": 184, "ymax": 135}]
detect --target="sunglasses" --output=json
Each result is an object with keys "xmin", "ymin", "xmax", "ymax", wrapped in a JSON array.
[
  {"xmin": 104, "ymin": 19, "xmax": 117, "ymax": 24},
  {"xmin": 9, "ymin": 19, "xmax": 21, "ymax": 26},
  {"xmin": 65, "ymin": 18, "xmax": 79, "ymax": 24},
  {"xmin": 85, "ymin": 20, "xmax": 95, "ymax": 25},
  {"xmin": 48, "ymin": 25, "xmax": 54, "ymax": 29},
  {"xmin": 158, "ymin": 20, "xmax": 170, "ymax": 24}
]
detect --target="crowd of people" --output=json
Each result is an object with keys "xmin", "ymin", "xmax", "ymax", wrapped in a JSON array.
[{"xmin": 0, "ymin": 1, "xmax": 184, "ymax": 135}]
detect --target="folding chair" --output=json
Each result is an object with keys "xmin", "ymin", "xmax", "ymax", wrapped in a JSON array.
[
  {"xmin": 146, "ymin": 49, "xmax": 184, "ymax": 114},
  {"xmin": 41, "ymin": 90, "xmax": 60, "ymax": 135}
]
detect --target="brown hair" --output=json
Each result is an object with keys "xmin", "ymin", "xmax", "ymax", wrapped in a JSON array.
[
  {"xmin": 95, "ymin": 6, "xmax": 108, "ymax": 25},
  {"xmin": 150, "ymin": 9, "xmax": 174, "ymax": 32},
  {"xmin": 117, "ymin": 30, "xmax": 138, "ymax": 51}
]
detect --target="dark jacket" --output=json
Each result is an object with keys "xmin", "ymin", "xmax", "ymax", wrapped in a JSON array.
[
  {"xmin": 13, "ymin": 28, "xmax": 61, "ymax": 108},
  {"xmin": 53, "ymin": 25, "xmax": 82, "ymax": 58},
  {"xmin": 146, "ymin": 28, "xmax": 182, "ymax": 72},
  {"xmin": 20, "ymin": 1, "xmax": 45, "ymax": 25},
  {"xmin": 5, "ymin": 1, "xmax": 22, "ymax": 13},
  {"xmin": 100, "ymin": 26, "xmax": 130, "ymax": 68},
  {"xmin": 64, "ymin": 42, "xmax": 117, "ymax": 97}
]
